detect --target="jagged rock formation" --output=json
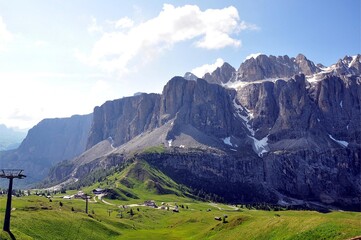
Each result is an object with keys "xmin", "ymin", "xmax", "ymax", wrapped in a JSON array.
[
  {"xmin": 202, "ymin": 62, "xmax": 236, "ymax": 84},
  {"xmin": 86, "ymin": 93, "xmax": 160, "ymax": 149},
  {"xmin": 86, "ymin": 77, "xmax": 248, "ymax": 151},
  {"xmin": 78, "ymin": 54, "xmax": 360, "ymax": 209},
  {"xmin": 235, "ymin": 54, "xmax": 321, "ymax": 82},
  {"xmin": 11, "ymin": 53, "xmax": 360, "ymax": 210}
]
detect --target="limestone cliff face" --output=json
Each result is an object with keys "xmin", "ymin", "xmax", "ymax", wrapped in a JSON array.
[
  {"xmin": 263, "ymin": 148, "xmax": 360, "ymax": 209},
  {"xmin": 309, "ymin": 74, "xmax": 361, "ymax": 144},
  {"xmin": 86, "ymin": 93, "xmax": 161, "ymax": 149},
  {"xmin": 160, "ymin": 77, "xmax": 246, "ymax": 139},
  {"xmin": 44, "ymin": 54, "xmax": 361, "ymax": 210},
  {"xmin": 235, "ymin": 73, "xmax": 361, "ymax": 151},
  {"xmin": 86, "ymin": 77, "xmax": 248, "ymax": 150}
]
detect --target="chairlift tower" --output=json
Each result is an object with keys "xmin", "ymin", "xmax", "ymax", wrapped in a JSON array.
[
  {"xmin": 0, "ymin": 169, "xmax": 26, "ymax": 232},
  {"xmin": 83, "ymin": 194, "xmax": 90, "ymax": 214}
]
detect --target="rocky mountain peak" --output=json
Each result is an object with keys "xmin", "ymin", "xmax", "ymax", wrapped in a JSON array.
[
  {"xmin": 183, "ymin": 72, "xmax": 198, "ymax": 81},
  {"xmin": 294, "ymin": 53, "xmax": 320, "ymax": 76},
  {"xmin": 235, "ymin": 54, "xmax": 321, "ymax": 82},
  {"xmin": 202, "ymin": 62, "xmax": 236, "ymax": 85},
  {"xmin": 334, "ymin": 54, "xmax": 361, "ymax": 75}
]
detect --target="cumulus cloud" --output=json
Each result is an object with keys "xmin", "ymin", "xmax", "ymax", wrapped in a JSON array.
[
  {"xmin": 191, "ymin": 58, "xmax": 224, "ymax": 78},
  {"xmin": 113, "ymin": 17, "xmax": 134, "ymax": 29},
  {"xmin": 245, "ymin": 52, "xmax": 263, "ymax": 61},
  {"xmin": 76, "ymin": 4, "xmax": 258, "ymax": 76},
  {"xmin": 88, "ymin": 16, "xmax": 103, "ymax": 33},
  {"xmin": 34, "ymin": 40, "xmax": 48, "ymax": 47},
  {"xmin": 0, "ymin": 16, "xmax": 13, "ymax": 51}
]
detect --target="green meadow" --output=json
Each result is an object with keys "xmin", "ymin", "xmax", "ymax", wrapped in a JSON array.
[
  {"xmin": 0, "ymin": 160, "xmax": 359, "ymax": 239},
  {"xmin": 0, "ymin": 195, "xmax": 360, "ymax": 240}
]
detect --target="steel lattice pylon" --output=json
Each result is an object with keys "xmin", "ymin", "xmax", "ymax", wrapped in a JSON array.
[{"xmin": 0, "ymin": 169, "xmax": 26, "ymax": 232}]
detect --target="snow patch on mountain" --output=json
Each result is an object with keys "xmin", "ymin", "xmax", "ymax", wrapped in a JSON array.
[
  {"xmin": 222, "ymin": 137, "xmax": 232, "ymax": 146},
  {"xmin": 328, "ymin": 134, "xmax": 348, "ymax": 147},
  {"xmin": 249, "ymin": 135, "xmax": 269, "ymax": 156},
  {"xmin": 232, "ymin": 97, "xmax": 268, "ymax": 156}
]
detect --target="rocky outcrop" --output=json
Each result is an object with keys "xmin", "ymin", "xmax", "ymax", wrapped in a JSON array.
[
  {"xmin": 142, "ymin": 149, "xmax": 273, "ymax": 203},
  {"xmin": 263, "ymin": 148, "xmax": 361, "ymax": 210},
  {"xmin": 309, "ymin": 74, "xmax": 361, "ymax": 145},
  {"xmin": 87, "ymin": 77, "xmax": 249, "ymax": 150},
  {"xmin": 183, "ymin": 72, "xmax": 198, "ymax": 81},
  {"xmin": 160, "ymin": 77, "xmax": 246, "ymax": 139},
  {"xmin": 203, "ymin": 62, "xmax": 236, "ymax": 84},
  {"xmin": 235, "ymin": 54, "xmax": 321, "ymax": 82},
  {"xmin": 141, "ymin": 146, "xmax": 360, "ymax": 210},
  {"xmin": 86, "ymin": 93, "xmax": 161, "ymax": 149},
  {"xmin": 44, "ymin": 54, "xmax": 361, "ymax": 210},
  {"xmin": 333, "ymin": 55, "xmax": 361, "ymax": 76}
]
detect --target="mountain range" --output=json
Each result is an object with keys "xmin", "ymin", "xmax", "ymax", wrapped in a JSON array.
[
  {"xmin": 0, "ymin": 53, "xmax": 360, "ymax": 210},
  {"xmin": 0, "ymin": 124, "xmax": 27, "ymax": 151}
]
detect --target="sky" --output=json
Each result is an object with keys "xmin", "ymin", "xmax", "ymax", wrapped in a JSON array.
[{"xmin": 0, "ymin": 0, "xmax": 360, "ymax": 130}]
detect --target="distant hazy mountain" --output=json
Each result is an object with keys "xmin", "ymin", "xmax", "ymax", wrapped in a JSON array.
[
  {"xmin": 0, "ymin": 114, "xmax": 92, "ymax": 187},
  {"xmin": 0, "ymin": 124, "xmax": 27, "ymax": 151}
]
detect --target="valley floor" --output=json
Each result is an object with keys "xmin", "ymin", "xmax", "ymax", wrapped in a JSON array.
[{"xmin": 0, "ymin": 194, "xmax": 360, "ymax": 240}]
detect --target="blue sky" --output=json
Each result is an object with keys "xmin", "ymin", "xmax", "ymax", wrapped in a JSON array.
[{"xmin": 0, "ymin": 0, "xmax": 360, "ymax": 129}]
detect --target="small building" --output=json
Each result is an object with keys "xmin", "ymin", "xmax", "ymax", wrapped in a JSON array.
[
  {"xmin": 74, "ymin": 191, "xmax": 85, "ymax": 199},
  {"xmin": 92, "ymin": 188, "xmax": 105, "ymax": 194},
  {"xmin": 144, "ymin": 200, "xmax": 157, "ymax": 208}
]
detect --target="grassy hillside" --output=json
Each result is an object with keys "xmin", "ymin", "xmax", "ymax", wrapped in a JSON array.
[
  {"xmin": 0, "ymin": 159, "xmax": 359, "ymax": 239},
  {"xmin": 0, "ymin": 195, "xmax": 360, "ymax": 240}
]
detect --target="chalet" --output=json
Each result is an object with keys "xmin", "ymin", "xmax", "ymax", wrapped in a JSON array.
[{"xmin": 92, "ymin": 188, "xmax": 105, "ymax": 194}]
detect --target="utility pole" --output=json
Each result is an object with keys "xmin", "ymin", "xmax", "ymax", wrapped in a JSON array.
[
  {"xmin": 0, "ymin": 169, "xmax": 26, "ymax": 232},
  {"xmin": 107, "ymin": 209, "xmax": 112, "ymax": 217},
  {"xmin": 84, "ymin": 194, "xmax": 89, "ymax": 214}
]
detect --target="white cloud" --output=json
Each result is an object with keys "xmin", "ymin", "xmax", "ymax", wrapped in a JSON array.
[
  {"xmin": 239, "ymin": 21, "xmax": 260, "ymax": 31},
  {"xmin": 191, "ymin": 58, "xmax": 224, "ymax": 78},
  {"xmin": 245, "ymin": 52, "xmax": 263, "ymax": 61},
  {"xmin": 113, "ymin": 17, "xmax": 134, "ymax": 29},
  {"xmin": 34, "ymin": 40, "xmax": 48, "ymax": 47},
  {"xmin": 0, "ymin": 72, "xmax": 115, "ymax": 129},
  {"xmin": 76, "ymin": 4, "xmax": 257, "ymax": 76},
  {"xmin": 88, "ymin": 16, "xmax": 103, "ymax": 33},
  {"xmin": 0, "ymin": 16, "xmax": 13, "ymax": 51}
]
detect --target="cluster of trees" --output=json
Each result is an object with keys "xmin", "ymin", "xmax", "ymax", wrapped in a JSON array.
[
  {"xmin": 188, "ymin": 187, "xmax": 225, "ymax": 203},
  {"xmin": 68, "ymin": 162, "xmax": 130, "ymax": 190},
  {"xmin": 237, "ymin": 202, "xmax": 320, "ymax": 211}
]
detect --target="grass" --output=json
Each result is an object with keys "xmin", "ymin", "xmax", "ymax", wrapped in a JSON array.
[
  {"xmin": 0, "ymin": 194, "xmax": 359, "ymax": 239},
  {"xmin": 141, "ymin": 145, "xmax": 166, "ymax": 154},
  {"xmin": 0, "ymin": 159, "xmax": 359, "ymax": 239}
]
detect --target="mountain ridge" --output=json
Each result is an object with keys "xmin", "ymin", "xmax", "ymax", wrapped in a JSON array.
[{"xmin": 1, "ymin": 53, "xmax": 359, "ymax": 210}]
